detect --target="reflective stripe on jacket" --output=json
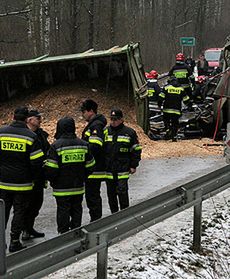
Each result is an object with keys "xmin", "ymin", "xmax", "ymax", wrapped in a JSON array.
[
  {"xmin": 103, "ymin": 123, "xmax": 141, "ymax": 180},
  {"xmin": 0, "ymin": 121, "xmax": 44, "ymax": 191}
]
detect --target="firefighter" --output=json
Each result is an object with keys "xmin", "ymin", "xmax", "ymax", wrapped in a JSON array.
[
  {"xmin": 0, "ymin": 106, "xmax": 44, "ymax": 252},
  {"xmin": 44, "ymin": 117, "xmax": 95, "ymax": 234},
  {"xmin": 104, "ymin": 109, "xmax": 142, "ymax": 213},
  {"xmin": 169, "ymin": 53, "xmax": 194, "ymax": 99},
  {"xmin": 158, "ymin": 77, "xmax": 190, "ymax": 141},
  {"xmin": 145, "ymin": 70, "xmax": 161, "ymax": 118},
  {"xmin": 80, "ymin": 99, "xmax": 107, "ymax": 222},
  {"xmin": 22, "ymin": 109, "xmax": 50, "ymax": 241}
]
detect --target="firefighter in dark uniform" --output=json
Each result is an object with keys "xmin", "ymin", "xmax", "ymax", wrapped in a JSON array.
[
  {"xmin": 22, "ymin": 109, "xmax": 50, "ymax": 240},
  {"xmin": 145, "ymin": 70, "xmax": 161, "ymax": 118},
  {"xmin": 104, "ymin": 109, "xmax": 142, "ymax": 213},
  {"xmin": 44, "ymin": 117, "xmax": 95, "ymax": 233},
  {"xmin": 158, "ymin": 77, "xmax": 190, "ymax": 141},
  {"xmin": 169, "ymin": 53, "xmax": 194, "ymax": 99},
  {"xmin": 80, "ymin": 99, "xmax": 107, "ymax": 222},
  {"xmin": 0, "ymin": 107, "xmax": 44, "ymax": 252}
]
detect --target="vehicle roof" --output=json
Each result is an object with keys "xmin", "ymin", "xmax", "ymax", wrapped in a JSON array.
[{"xmin": 205, "ymin": 48, "xmax": 223, "ymax": 51}]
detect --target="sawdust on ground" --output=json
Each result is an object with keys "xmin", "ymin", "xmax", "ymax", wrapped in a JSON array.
[{"xmin": 0, "ymin": 83, "xmax": 224, "ymax": 159}]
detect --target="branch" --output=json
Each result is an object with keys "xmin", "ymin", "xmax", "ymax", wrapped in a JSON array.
[
  {"xmin": 175, "ymin": 20, "xmax": 193, "ymax": 29},
  {"xmin": 0, "ymin": 9, "xmax": 31, "ymax": 17}
]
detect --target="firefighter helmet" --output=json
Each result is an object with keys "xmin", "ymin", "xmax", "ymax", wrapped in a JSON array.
[
  {"xmin": 176, "ymin": 53, "xmax": 185, "ymax": 61},
  {"xmin": 145, "ymin": 72, "xmax": 151, "ymax": 79},
  {"xmin": 149, "ymin": 70, "xmax": 158, "ymax": 79},
  {"xmin": 197, "ymin": 75, "xmax": 206, "ymax": 84}
]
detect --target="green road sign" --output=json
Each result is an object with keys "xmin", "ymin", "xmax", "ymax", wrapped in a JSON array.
[{"xmin": 180, "ymin": 37, "xmax": 195, "ymax": 46}]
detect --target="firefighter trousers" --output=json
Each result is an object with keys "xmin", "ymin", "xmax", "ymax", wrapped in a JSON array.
[
  {"xmin": 23, "ymin": 185, "xmax": 44, "ymax": 232},
  {"xmin": 163, "ymin": 113, "xmax": 180, "ymax": 140},
  {"xmin": 55, "ymin": 195, "xmax": 83, "ymax": 234},
  {"xmin": 85, "ymin": 179, "xmax": 102, "ymax": 222},
  {"xmin": 1, "ymin": 189, "xmax": 30, "ymax": 239},
  {"xmin": 106, "ymin": 179, "xmax": 129, "ymax": 214}
]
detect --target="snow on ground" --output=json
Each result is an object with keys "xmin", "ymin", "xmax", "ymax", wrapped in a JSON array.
[{"xmin": 44, "ymin": 188, "xmax": 230, "ymax": 279}]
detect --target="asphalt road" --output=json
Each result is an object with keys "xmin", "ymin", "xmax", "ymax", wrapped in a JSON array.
[{"xmin": 4, "ymin": 155, "xmax": 227, "ymax": 250}]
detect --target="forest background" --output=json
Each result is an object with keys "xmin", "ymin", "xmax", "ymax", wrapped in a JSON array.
[{"xmin": 0, "ymin": 0, "xmax": 230, "ymax": 72}]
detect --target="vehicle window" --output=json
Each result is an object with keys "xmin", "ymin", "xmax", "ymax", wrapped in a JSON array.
[{"xmin": 205, "ymin": 51, "xmax": 221, "ymax": 61}]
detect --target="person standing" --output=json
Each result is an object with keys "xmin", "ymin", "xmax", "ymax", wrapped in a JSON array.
[
  {"xmin": 80, "ymin": 99, "xmax": 107, "ymax": 222},
  {"xmin": 104, "ymin": 109, "xmax": 142, "ymax": 213},
  {"xmin": 0, "ymin": 106, "xmax": 44, "ymax": 252},
  {"xmin": 197, "ymin": 53, "xmax": 209, "ymax": 76},
  {"xmin": 22, "ymin": 109, "xmax": 50, "ymax": 240},
  {"xmin": 158, "ymin": 77, "xmax": 190, "ymax": 141},
  {"xmin": 169, "ymin": 53, "xmax": 194, "ymax": 99},
  {"xmin": 44, "ymin": 117, "xmax": 95, "ymax": 234}
]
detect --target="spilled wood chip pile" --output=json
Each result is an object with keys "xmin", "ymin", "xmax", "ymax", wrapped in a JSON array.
[{"xmin": 0, "ymin": 83, "xmax": 224, "ymax": 159}]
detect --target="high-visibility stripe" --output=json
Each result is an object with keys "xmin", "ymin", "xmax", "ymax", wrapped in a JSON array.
[
  {"xmin": 88, "ymin": 172, "xmax": 106, "ymax": 179},
  {"xmin": 117, "ymin": 136, "xmax": 130, "ymax": 143},
  {"xmin": 85, "ymin": 158, "xmax": 96, "ymax": 168},
  {"xmin": 45, "ymin": 160, "xmax": 59, "ymax": 168},
  {"xmin": 89, "ymin": 136, "xmax": 103, "ymax": 146},
  {"xmin": 159, "ymin": 92, "xmax": 165, "ymax": 98},
  {"xmin": 118, "ymin": 172, "xmax": 129, "ymax": 179},
  {"xmin": 30, "ymin": 150, "xmax": 44, "ymax": 160},
  {"xmin": 57, "ymin": 146, "xmax": 88, "ymax": 155},
  {"xmin": 105, "ymin": 172, "xmax": 114, "ymax": 179},
  {"xmin": 183, "ymin": 95, "xmax": 190, "ymax": 102},
  {"xmin": 0, "ymin": 135, "xmax": 34, "ymax": 145},
  {"xmin": 53, "ymin": 187, "xmax": 85, "ymax": 196},
  {"xmin": 85, "ymin": 131, "xmax": 91, "ymax": 137},
  {"xmin": 0, "ymin": 181, "xmax": 33, "ymax": 191},
  {"xmin": 105, "ymin": 172, "xmax": 130, "ymax": 180},
  {"xmin": 105, "ymin": 136, "xmax": 112, "ymax": 142},
  {"xmin": 163, "ymin": 109, "xmax": 181, "ymax": 115},
  {"xmin": 131, "ymin": 144, "xmax": 142, "ymax": 151}
]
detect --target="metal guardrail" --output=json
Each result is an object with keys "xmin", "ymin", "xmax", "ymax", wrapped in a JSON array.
[{"xmin": 1, "ymin": 164, "xmax": 230, "ymax": 279}]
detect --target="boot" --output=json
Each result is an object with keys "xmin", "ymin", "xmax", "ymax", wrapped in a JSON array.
[
  {"xmin": 30, "ymin": 228, "xmax": 45, "ymax": 238},
  {"xmin": 9, "ymin": 239, "xmax": 26, "ymax": 253},
  {"xmin": 22, "ymin": 228, "xmax": 45, "ymax": 240}
]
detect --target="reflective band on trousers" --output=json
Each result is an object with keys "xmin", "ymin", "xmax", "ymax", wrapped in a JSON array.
[
  {"xmin": 53, "ymin": 187, "xmax": 85, "ymax": 196},
  {"xmin": 0, "ymin": 181, "xmax": 33, "ymax": 191},
  {"xmin": 163, "ymin": 109, "xmax": 181, "ymax": 115},
  {"xmin": 88, "ymin": 171, "xmax": 106, "ymax": 179},
  {"xmin": 105, "ymin": 172, "xmax": 129, "ymax": 179}
]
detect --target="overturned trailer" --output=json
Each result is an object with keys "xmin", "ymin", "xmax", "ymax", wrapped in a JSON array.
[{"xmin": 0, "ymin": 43, "xmax": 148, "ymax": 132}]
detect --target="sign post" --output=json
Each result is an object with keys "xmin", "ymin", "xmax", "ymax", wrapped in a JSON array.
[{"xmin": 180, "ymin": 37, "xmax": 196, "ymax": 57}]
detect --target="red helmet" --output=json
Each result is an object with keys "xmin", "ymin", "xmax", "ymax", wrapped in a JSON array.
[
  {"xmin": 149, "ymin": 70, "xmax": 158, "ymax": 79},
  {"xmin": 145, "ymin": 72, "xmax": 151, "ymax": 79},
  {"xmin": 197, "ymin": 75, "xmax": 206, "ymax": 84},
  {"xmin": 176, "ymin": 53, "xmax": 185, "ymax": 61}
]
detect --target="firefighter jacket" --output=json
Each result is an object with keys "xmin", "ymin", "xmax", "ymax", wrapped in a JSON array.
[
  {"xmin": 104, "ymin": 123, "xmax": 142, "ymax": 180},
  {"xmin": 169, "ymin": 62, "xmax": 193, "ymax": 87},
  {"xmin": 35, "ymin": 128, "xmax": 50, "ymax": 156},
  {"xmin": 45, "ymin": 117, "xmax": 95, "ymax": 197},
  {"xmin": 0, "ymin": 121, "xmax": 44, "ymax": 191},
  {"xmin": 82, "ymin": 114, "xmax": 107, "ymax": 180},
  {"xmin": 147, "ymin": 78, "xmax": 161, "ymax": 102},
  {"xmin": 158, "ymin": 82, "xmax": 190, "ymax": 116},
  {"xmin": 33, "ymin": 127, "xmax": 50, "ymax": 188}
]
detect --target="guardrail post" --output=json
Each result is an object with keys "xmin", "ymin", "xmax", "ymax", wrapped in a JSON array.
[
  {"xmin": 0, "ymin": 199, "xmax": 6, "ymax": 276},
  {"xmin": 192, "ymin": 190, "xmax": 202, "ymax": 252},
  {"xmin": 96, "ymin": 233, "xmax": 108, "ymax": 279}
]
